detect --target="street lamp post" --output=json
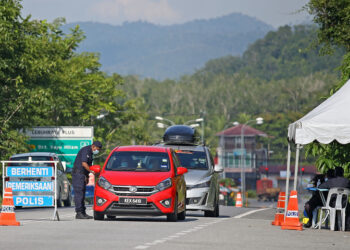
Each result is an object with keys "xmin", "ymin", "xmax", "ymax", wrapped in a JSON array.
[
  {"xmin": 155, "ymin": 116, "xmax": 175, "ymax": 126},
  {"xmin": 185, "ymin": 118, "xmax": 204, "ymax": 144},
  {"xmin": 239, "ymin": 117, "xmax": 263, "ymax": 207}
]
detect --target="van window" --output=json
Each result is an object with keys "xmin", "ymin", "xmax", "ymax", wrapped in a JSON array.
[
  {"xmin": 174, "ymin": 150, "xmax": 208, "ymax": 170},
  {"xmin": 10, "ymin": 156, "xmax": 54, "ymax": 167}
]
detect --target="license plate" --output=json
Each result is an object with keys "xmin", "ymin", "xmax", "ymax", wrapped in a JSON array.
[{"xmin": 119, "ymin": 197, "xmax": 147, "ymax": 205}]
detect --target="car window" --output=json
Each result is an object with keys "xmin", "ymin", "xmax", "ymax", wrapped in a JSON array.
[
  {"xmin": 105, "ymin": 151, "xmax": 170, "ymax": 172},
  {"xmin": 174, "ymin": 150, "xmax": 208, "ymax": 170}
]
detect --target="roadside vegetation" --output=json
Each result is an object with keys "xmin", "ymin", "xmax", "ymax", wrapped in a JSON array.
[{"xmin": 1, "ymin": 0, "xmax": 350, "ymax": 178}]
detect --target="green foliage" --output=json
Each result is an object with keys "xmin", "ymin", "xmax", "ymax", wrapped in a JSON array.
[
  {"xmin": 0, "ymin": 0, "xmax": 143, "ymax": 161},
  {"xmin": 219, "ymin": 178, "xmax": 236, "ymax": 187},
  {"xmin": 305, "ymin": 0, "xmax": 350, "ymax": 179},
  {"xmin": 307, "ymin": 0, "xmax": 350, "ymax": 52},
  {"xmin": 305, "ymin": 142, "xmax": 350, "ymax": 178},
  {"xmin": 247, "ymin": 190, "xmax": 257, "ymax": 198},
  {"xmin": 120, "ymin": 24, "xmax": 343, "ymax": 166}
]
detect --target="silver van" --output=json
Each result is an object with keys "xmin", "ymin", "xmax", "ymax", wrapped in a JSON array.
[
  {"xmin": 157, "ymin": 125, "xmax": 223, "ymax": 217},
  {"xmin": 9, "ymin": 152, "xmax": 72, "ymax": 207}
]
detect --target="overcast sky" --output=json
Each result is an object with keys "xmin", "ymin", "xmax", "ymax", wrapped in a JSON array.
[{"xmin": 21, "ymin": 0, "xmax": 310, "ymax": 28}]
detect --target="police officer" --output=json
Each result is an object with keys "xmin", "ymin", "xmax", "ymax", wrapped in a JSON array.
[{"xmin": 72, "ymin": 141, "xmax": 102, "ymax": 219}]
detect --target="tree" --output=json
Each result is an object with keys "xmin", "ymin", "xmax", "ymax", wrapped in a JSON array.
[
  {"xmin": 304, "ymin": 0, "xmax": 350, "ymax": 178},
  {"xmin": 0, "ymin": 0, "xmax": 143, "ymax": 161}
]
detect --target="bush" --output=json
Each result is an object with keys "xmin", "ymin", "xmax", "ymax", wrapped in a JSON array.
[{"xmin": 247, "ymin": 189, "xmax": 257, "ymax": 198}]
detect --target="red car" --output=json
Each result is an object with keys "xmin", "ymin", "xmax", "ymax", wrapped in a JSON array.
[{"xmin": 91, "ymin": 146, "xmax": 187, "ymax": 221}]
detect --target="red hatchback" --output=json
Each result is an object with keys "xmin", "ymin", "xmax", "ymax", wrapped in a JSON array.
[{"xmin": 91, "ymin": 146, "xmax": 187, "ymax": 221}]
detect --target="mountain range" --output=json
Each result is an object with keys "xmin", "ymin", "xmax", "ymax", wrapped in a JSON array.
[{"xmin": 64, "ymin": 13, "xmax": 273, "ymax": 79}]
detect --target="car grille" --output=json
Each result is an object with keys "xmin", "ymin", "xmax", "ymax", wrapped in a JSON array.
[
  {"xmin": 111, "ymin": 202, "xmax": 154, "ymax": 209},
  {"xmin": 111, "ymin": 185, "xmax": 157, "ymax": 197}
]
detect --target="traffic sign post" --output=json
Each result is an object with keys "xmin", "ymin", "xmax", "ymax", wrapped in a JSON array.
[
  {"xmin": 26, "ymin": 127, "xmax": 93, "ymax": 171},
  {"xmin": 2, "ymin": 160, "xmax": 60, "ymax": 221}
]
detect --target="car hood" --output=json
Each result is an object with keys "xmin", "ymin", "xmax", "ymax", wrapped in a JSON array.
[
  {"xmin": 184, "ymin": 169, "xmax": 211, "ymax": 185},
  {"xmin": 101, "ymin": 171, "xmax": 171, "ymax": 186}
]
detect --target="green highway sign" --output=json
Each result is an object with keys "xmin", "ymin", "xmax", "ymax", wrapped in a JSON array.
[{"xmin": 26, "ymin": 127, "xmax": 93, "ymax": 169}]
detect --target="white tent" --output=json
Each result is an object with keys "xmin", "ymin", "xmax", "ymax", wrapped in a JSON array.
[
  {"xmin": 284, "ymin": 79, "xmax": 350, "ymax": 215},
  {"xmin": 288, "ymin": 79, "xmax": 350, "ymax": 145}
]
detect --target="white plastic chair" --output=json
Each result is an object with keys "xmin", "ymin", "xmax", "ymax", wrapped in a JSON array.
[{"xmin": 318, "ymin": 187, "xmax": 350, "ymax": 231}]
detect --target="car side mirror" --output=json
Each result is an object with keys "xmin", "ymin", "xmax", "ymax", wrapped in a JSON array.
[
  {"xmin": 177, "ymin": 167, "xmax": 188, "ymax": 175},
  {"xmin": 90, "ymin": 165, "xmax": 101, "ymax": 174},
  {"xmin": 214, "ymin": 165, "xmax": 224, "ymax": 173}
]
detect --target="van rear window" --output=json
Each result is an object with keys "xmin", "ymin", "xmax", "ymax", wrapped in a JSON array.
[{"xmin": 10, "ymin": 156, "xmax": 53, "ymax": 167}]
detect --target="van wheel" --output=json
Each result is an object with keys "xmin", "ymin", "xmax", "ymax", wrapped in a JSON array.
[
  {"xmin": 63, "ymin": 190, "xmax": 72, "ymax": 207},
  {"xmin": 94, "ymin": 211, "xmax": 105, "ymax": 220},
  {"xmin": 204, "ymin": 200, "xmax": 219, "ymax": 217},
  {"xmin": 167, "ymin": 196, "xmax": 178, "ymax": 222}
]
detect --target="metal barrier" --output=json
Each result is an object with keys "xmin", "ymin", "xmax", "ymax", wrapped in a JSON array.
[{"xmin": 1, "ymin": 158, "xmax": 59, "ymax": 221}]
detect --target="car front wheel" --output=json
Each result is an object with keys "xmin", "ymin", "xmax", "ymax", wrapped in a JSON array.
[
  {"xmin": 167, "ymin": 196, "xmax": 178, "ymax": 222},
  {"xmin": 94, "ymin": 211, "xmax": 105, "ymax": 220}
]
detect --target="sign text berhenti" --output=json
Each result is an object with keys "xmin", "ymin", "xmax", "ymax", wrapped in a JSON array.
[{"xmin": 5, "ymin": 166, "xmax": 55, "ymax": 206}]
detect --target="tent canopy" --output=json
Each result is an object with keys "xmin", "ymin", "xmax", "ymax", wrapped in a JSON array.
[{"xmin": 288, "ymin": 79, "xmax": 350, "ymax": 145}]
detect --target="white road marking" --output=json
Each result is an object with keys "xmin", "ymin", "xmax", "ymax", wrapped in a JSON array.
[
  {"xmin": 233, "ymin": 208, "xmax": 270, "ymax": 219},
  {"xmin": 135, "ymin": 246, "xmax": 149, "ymax": 249}
]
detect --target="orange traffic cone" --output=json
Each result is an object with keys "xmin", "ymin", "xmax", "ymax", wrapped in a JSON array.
[
  {"xmin": 0, "ymin": 188, "xmax": 20, "ymax": 226},
  {"xmin": 271, "ymin": 192, "xmax": 285, "ymax": 226},
  {"xmin": 235, "ymin": 192, "xmax": 243, "ymax": 207},
  {"xmin": 281, "ymin": 190, "xmax": 302, "ymax": 231}
]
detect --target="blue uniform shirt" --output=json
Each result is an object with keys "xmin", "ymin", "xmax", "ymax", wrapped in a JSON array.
[{"xmin": 73, "ymin": 145, "xmax": 93, "ymax": 176}]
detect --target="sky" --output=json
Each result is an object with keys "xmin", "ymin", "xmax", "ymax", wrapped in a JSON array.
[{"xmin": 21, "ymin": 0, "xmax": 311, "ymax": 28}]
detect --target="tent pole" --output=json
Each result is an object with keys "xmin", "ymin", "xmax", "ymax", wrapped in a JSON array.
[
  {"xmin": 284, "ymin": 142, "xmax": 291, "ymax": 219},
  {"xmin": 293, "ymin": 144, "xmax": 301, "ymax": 191}
]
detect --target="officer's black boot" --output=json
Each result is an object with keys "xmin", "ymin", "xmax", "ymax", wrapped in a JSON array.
[{"xmin": 76, "ymin": 212, "xmax": 91, "ymax": 219}]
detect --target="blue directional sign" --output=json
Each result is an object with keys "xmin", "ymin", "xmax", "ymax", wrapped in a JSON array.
[
  {"xmin": 6, "ymin": 181, "xmax": 53, "ymax": 192},
  {"xmin": 14, "ymin": 196, "xmax": 54, "ymax": 206},
  {"xmin": 6, "ymin": 167, "xmax": 53, "ymax": 177}
]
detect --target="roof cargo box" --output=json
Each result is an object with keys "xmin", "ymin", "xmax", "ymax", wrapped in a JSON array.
[{"xmin": 163, "ymin": 125, "xmax": 198, "ymax": 145}]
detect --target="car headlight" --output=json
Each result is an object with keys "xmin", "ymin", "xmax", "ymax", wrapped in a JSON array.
[
  {"xmin": 192, "ymin": 180, "xmax": 211, "ymax": 189},
  {"xmin": 98, "ymin": 176, "xmax": 112, "ymax": 190},
  {"xmin": 156, "ymin": 178, "xmax": 172, "ymax": 191}
]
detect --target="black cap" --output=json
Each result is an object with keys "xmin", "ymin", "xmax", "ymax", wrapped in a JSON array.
[{"xmin": 93, "ymin": 141, "xmax": 102, "ymax": 148}]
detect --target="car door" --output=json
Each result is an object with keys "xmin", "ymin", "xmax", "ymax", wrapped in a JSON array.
[
  {"xmin": 206, "ymin": 148, "xmax": 217, "ymax": 209},
  {"xmin": 171, "ymin": 150, "xmax": 186, "ymax": 211}
]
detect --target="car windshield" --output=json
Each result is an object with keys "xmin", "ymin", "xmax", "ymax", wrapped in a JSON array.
[
  {"xmin": 105, "ymin": 151, "xmax": 170, "ymax": 172},
  {"xmin": 10, "ymin": 156, "xmax": 54, "ymax": 167},
  {"xmin": 175, "ymin": 150, "xmax": 208, "ymax": 170}
]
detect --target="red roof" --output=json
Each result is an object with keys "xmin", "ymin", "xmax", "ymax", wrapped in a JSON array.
[{"xmin": 216, "ymin": 124, "xmax": 267, "ymax": 137}]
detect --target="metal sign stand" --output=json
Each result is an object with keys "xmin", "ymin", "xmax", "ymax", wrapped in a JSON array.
[{"xmin": 2, "ymin": 160, "xmax": 60, "ymax": 221}]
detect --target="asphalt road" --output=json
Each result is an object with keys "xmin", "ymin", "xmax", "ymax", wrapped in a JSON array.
[{"xmin": 1, "ymin": 202, "xmax": 349, "ymax": 250}]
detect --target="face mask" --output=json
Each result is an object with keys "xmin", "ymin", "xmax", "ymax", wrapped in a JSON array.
[{"xmin": 93, "ymin": 150, "xmax": 99, "ymax": 155}]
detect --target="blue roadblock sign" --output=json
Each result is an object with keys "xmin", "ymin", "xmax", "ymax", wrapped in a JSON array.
[
  {"xmin": 14, "ymin": 196, "xmax": 54, "ymax": 206},
  {"xmin": 6, "ymin": 166, "xmax": 53, "ymax": 177},
  {"xmin": 6, "ymin": 181, "xmax": 54, "ymax": 192}
]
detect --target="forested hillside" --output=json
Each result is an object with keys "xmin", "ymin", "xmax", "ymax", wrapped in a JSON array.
[
  {"xmin": 64, "ymin": 13, "xmax": 273, "ymax": 79},
  {"xmin": 121, "ymin": 25, "xmax": 344, "ymax": 164}
]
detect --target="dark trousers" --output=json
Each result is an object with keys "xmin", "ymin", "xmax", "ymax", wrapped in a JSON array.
[
  {"xmin": 305, "ymin": 193, "xmax": 323, "ymax": 222},
  {"xmin": 72, "ymin": 173, "xmax": 87, "ymax": 213}
]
